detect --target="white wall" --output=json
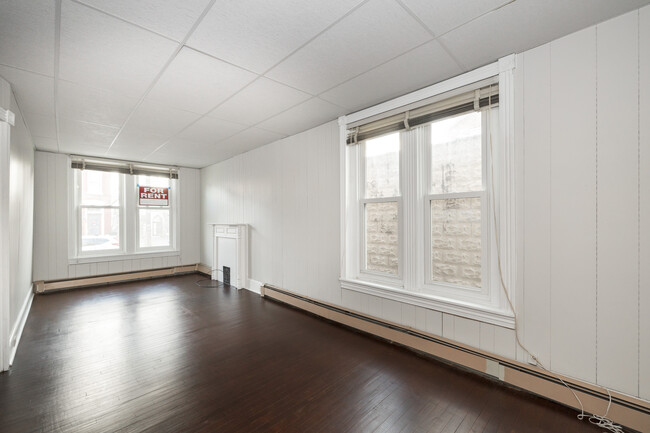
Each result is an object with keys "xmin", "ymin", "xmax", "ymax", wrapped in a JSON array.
[
  {"xmin": 199, "ymin": 6, "xmax": 650, "ymax": 401},
  {"xmin": 520, "ymin": 7, "xmax": 649, "ymax": 399},
  {"xmin": 9, "ymin": 93, "xmax": 34, "ymax": 328},
  {"xmin": 0, "ymin": 75, "xmax": 35, "ymax": 369},
  {"xmin": 32, "ymin": 152, "xmax": 201, "ymax": 281},
  {"xmin": 201, "ymin": 121, "xmax": 340, "ymax": 305}
]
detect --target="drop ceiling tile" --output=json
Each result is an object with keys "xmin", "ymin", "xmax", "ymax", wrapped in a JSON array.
[
  {"xmin": 321, "ymin": 40, "xmax": 463, "ymax": 112},
  {"xmin": 149, "ymin": 137, "xmax": 222, "ymax": 167},
  {"xmin": 147, "ymin": 47, "xmax": 258, "ymax": 115},
  {"xmin": 208, "ymin": 78, "xmax": 311, "ymax": 126},
  {"xmin": 58, "ymin": 80, "xmax": 139, "ymax": 127},
  {"xmin": 176, "ymin": 116, "xmax": 248, "ymax": 144},
  {"xmin": 76, "ymin": 0, "xmax": 212, "ymax": 41},
  {"xmin": 266, "ymin": 0, "xmax": 431, "ymax": 94},
  {"xmin": 0, "ymin": 65, "xmax": 54, "ymax": 116},
  {"xmin": 258, "ymin": 98, "xmax": 346, "ymax": 136},
  {"xmin": 440, "ymin": 0, "xmax": 650, "ymax": 72},
  {"xmin": 58, "ymin": 118, "xmax": 119, "ymax": 155},
  {"xmin": 124, "ymin": 99, "xmax": 201, "ymax": 137},
  {"xmin": 187, "ymin": 0, "xmax": 364, "ymax": 74},
  {"xmin": 59, "ymin": 0, "xmax": 179, "ymax": 97},
  {"xmin": 217, "ymin": 127, "xmax": 286, "ymax": 154},
  {"xmin": 108, "ymin": 126, "xmax": 169, "ymax": 159},
  {"xmin": 33, "ymin": 136, "xmax": 59, "ymax": 152},
  {"xmin": 0, "ymin": 0, "xmax": 55, "ymax": 75},
  {"xmin": 24, "ymin": 113, "xmax": 57, "ymax": 139},
  {"xmin": 400, "ymin": 0, "xmax": 509, "ymax": 36}
]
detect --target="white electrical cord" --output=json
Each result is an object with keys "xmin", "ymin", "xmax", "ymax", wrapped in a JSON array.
[{"xmin": 486, "ymin": 92, "xmax": 624, "ymax": 433}]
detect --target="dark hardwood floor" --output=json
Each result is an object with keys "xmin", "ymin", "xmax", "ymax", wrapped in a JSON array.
[{"xmin": 0, "ymin": 274, "xmax": 601, "ymax": 432}]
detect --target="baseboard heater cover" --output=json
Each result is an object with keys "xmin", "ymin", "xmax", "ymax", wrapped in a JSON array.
[
  {"xmin": 34, "ymin": 264, "xmax": 202, "ymax": 293},
  {"xmin": 260, "ymin": 283, "xmax": 650, "ymax": 433}
]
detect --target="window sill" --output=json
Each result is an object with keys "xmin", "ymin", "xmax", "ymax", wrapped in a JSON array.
[
  {"xmin": 69, "ymin": 250, "xmax": 180, "ymax": 265},
  {"xmin": 340, "ymin": 278, "xmax": 515, "ymax": 329}
]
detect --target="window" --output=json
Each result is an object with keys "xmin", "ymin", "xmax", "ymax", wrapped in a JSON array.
[
  {"xmin": 137, "ymin": 175, "xmax": 171, "ymax": 250},
  {"xmin": 72, "ymin": 160, "xmax": 179, "ymax": 259},
  {"xmin": 79, "ymin": 170, "xmax": 122, "ymax": 253},
  {"xmin": 341, "ymin": 64, "xmax": 516, "ymax": 327},
  {"xmin": 362, "ymin": 133, "xmax": 400, "ymax": 277}
]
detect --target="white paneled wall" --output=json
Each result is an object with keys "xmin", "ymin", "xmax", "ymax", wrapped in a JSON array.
[
  {"xmin": 520, "ymin": 8, "xmax": 649, "ymax": 399},
  {"xmin": 201, "ymin": 121, "xmax": 341, "ymax": 305},
  {"xmin": 198, "ymin": 6, "xmax": 650, "ymax": 401},
  {"xmin": 32, "ymin": 151, "xmax": 201, "ymax": 281}
]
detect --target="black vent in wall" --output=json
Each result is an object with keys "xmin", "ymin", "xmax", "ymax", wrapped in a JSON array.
[{"xmin": 223, "ymin": 266, "xmax": 230, "ymax": 286}]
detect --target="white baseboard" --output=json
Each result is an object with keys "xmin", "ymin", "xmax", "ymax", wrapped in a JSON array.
[
  {"xmin": 9, "ymin": 287, "xmax": 34, "ymax": 366},
  {"xmin": 246, "ymin": 279, "xmax": 262, "ymax": 295}
]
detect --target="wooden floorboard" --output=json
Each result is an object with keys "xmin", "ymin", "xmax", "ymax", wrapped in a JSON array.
[{"xmin": 0, "ymin": 275, "xmax": 601, "ymax": 432}]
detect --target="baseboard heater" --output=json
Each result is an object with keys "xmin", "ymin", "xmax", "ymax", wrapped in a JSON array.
[
  {"xmin": 34, "ymin": 264, "xmax": 204, "ymax": 294},
  {"xmin": 260, "ymin": 283, "xmax": 649, "ymax": 433}
]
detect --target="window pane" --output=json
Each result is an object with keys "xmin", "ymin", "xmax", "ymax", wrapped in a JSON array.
[
  {"xmin": 81, "ymin": 170, "xmax": 120, "ymax": 206},
  {"xmin": 138, "ymin": 175, "xmax": 170, "ymax": 188},
  {"xmin": 431, "ymin": 197, "xmax": 481, "ymax": 288},
  {"xmin": 365, "ymin": 133, "xmax": 399, "ymax": 198},
  {"xmin": 139, "ymin": 209, "xmax": 170, "ymax": 248},
  {"xmin": 81, "ymin": 208, "xmax": 120, "ymax": 251},
  {"xmin": 365, "ymin": 201, "xmax": 398, "ymax": 275},
  {"xmin": 430, "ymin": 111, "xmax": 482, "ymax": 194}
]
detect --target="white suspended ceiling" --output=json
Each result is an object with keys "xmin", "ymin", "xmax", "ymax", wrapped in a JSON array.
[{"xmin": 0, "ymin": 0, "xmax": 648, "ymax": 168}]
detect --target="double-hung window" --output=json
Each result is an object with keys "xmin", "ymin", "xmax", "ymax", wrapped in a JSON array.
[
  {"xmin": 71, "ymin": 158, "xmax": 179, "ymax": 260},
  {"xmin": 341, "ymin": 63, "xmax": 516, "ymax": 327},
  {"xmin": 78, "ymin": 170, "xmax": 122, "ymax": 254}
]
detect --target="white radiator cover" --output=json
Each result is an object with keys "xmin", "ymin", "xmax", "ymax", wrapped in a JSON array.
[{"xmin": 210, "ymin": 224, "xmax": 248, "ymax": 289}]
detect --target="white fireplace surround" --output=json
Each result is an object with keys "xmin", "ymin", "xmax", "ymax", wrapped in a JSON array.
[{"xmin": 210, "ymin": 224, "xmax": 249, "ymax": 289}]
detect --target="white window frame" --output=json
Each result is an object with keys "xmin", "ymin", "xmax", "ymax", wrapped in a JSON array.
[
  {"xmin": 358, "ymin": 136, "xmax": 404, "ymax": 286},
  {"xmin": 133, "ymin": 175, "xmax": 177, "ymax": 254},
  {"xmin": 74, "ymin": 169, "xmax": 125, "ymax": 258},
  {"xmin": 69, "ymin": 168, "xmax": 180, "ymax": 262},
  {"xmin": 339, "ymin": 56, "xmax": 517, "ymax": 328}
]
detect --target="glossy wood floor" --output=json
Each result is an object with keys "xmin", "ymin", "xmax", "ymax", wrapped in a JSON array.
[{"xmin": 0, "ymin": 275, "xmax": 601, "ymax": 432}]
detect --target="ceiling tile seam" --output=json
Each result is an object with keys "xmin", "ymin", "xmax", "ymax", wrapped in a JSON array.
[
  {"xmin": 0, "ymin": 63, "xmax": 55, "ymax": 79},
  {"xmin": 144, "ymin": 0, "xmax": 375, "ymax": 158},
  {"xmin": 258, "ymin": 0, "xmax": 373, "ymax": 77},
  {"xmin": 314, "ymin": 38, "xmax": 434, "ymax": 103},
  {"xmin": 103, "ymin": 0, "xmax": 219, "ymax": 156},
  {"xmin": 183, "ymin": 46, "xmax": 317, "ymax": 98},
  {"xmin": 69, "ymin": 0, "xmax": 181, "ymax": 44},
  {"xmin": 54, "ymin": 0, "xmax": 62, "ymax": 153},
  {"xmin": 314, "ymin": 0, "xmax": 521, "ymax": 100},
  {"xmin": 146, "ymin": 91, "xmax": 344, "ymax": 160},
  {"xmin": 142, "ymin": 75, "xmax": 266, "ymax": 158},
  {"xmin": 393, "ymin": 0, "xmax": 465, "ymax": 71},
  {"xmin": 436, "ymin": 0, "xmax": 518, "ymax": 40}
]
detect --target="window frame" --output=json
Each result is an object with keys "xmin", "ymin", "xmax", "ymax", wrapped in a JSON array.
[
  {"xmin": 358, "ymin": 135, "xmax": 404, "ymax": 285},
  {"xmin": 75, "ymin": 169, "xmax": 125, "ymax": 258},
  {"xmin": 339, "ymin": 57, "xmax": 517, "ymax": 328},
  {"xmin": 421, "ymin": 113, "xmax": 491, "ymax": 304},
  {"xmin": 134, "ymin": 175, "xmax": 176, "ymax": 253},
  {"xmin": 70, "ymin": 168, "xmax": 180, "ymax": 261}
]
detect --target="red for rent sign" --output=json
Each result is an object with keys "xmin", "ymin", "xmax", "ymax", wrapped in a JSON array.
[{"xmin": 139, "ymin": 186, "xmax": 169, "ymax": 206}]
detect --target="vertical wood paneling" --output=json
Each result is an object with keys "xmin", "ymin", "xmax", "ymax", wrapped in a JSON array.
[
  {"xmin": 493, "ymin": 327, "xmax": 516, "ymax": 359},
  {"xmin": 479, "ymin": 322, "xmax": 495, "ymax": 353},
  {"xmin": 453, "ymin": 317, "xmax": 480, "ymax": 348},
  {"xmin": 55, "ymin": 156, "xmax": 68, "ymax": 279},
  {"xmin": 424, "ymin": 309, "xmax": 443, "ymax": 336},
  {"xmin": 108, "ymin": 261, "xmax": 123, "ymax": 275},
  {"xmin": 32, "ymin": 153, "xmax": 48, "ymax": 281},
  {"xmin": 381, "ymin": 298, "xmax": 401, "ymax": 324},
  {"xmin": 639, "ymin": 4, "xmax": 650, "ymax": 401},
  {"xmin": 401, "ymin": 303, "xmax": 415, "ymax": 328},
  {"xmin": 522, "ymin": 44, "xmax": 552, "ymax": 368},
  {"xmin": 549, "ymin": 27, "xmax": 597, "ymax": 382},
  {"xmin": 46, "ymin": 155, "xmax": 57, "ymax": 279},
  {"xmin": 442, "ymin": 313, "xmax": 454, "ymax": 339},
  {"xmin": 596, "ymin": 11, "xmax": 639, "ymax": 395},
  {"xmin": 367, "ymin": 295, "xmax": 382, "ymax": 318}
]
